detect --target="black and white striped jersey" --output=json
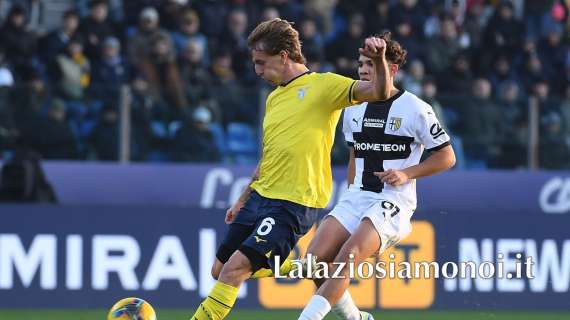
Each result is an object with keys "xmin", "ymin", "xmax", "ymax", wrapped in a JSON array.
[{"xmin": 342, "ymin": 90, "xmax": 450, "ymax": 211}]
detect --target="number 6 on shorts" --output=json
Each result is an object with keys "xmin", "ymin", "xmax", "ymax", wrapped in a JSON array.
[{"xmin": 257, "ymin": 217, "xmax": 275, "ymax": 235}]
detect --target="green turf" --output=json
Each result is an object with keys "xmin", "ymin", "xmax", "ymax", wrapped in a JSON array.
[{"xmin": 1, "ymin": 309, "xmax": 569, "ymax": 320}]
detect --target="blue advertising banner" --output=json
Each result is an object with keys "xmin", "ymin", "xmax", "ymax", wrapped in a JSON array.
[
  {"xmin": 35, "ymin": 162, "xmax": 570, "ymax": 216},
  {"xmin": 0, "ymin": 203, "xmax": 568, "ymax": 310}
]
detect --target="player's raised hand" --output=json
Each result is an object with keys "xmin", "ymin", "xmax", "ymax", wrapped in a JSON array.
[
  {"xmin": 374, "ymin": 169, "xmax": 409, "ymax": 186},
  {"xmin": 225, "ymin": 201, "xmax": 244, "ymax": 224},
  {"xmin": 359, "ymin": 37, "xmax": 386, "ymax": 60}
]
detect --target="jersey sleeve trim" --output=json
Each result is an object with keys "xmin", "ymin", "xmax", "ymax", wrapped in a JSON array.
[
  {"xmin": 427, "ymin": 141, "xmax": 451, "ymax": 152},
  {"xmin": 348, "ymin": 80, "xmax": 357, "ymax": 104}
]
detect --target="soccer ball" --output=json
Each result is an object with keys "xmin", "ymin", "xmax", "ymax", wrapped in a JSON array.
[{"xmin": 107, "ymin": 297, "xmax": 157, "ymax": 320}]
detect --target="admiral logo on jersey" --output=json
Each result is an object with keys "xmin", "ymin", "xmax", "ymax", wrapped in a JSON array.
[{"xmin": 363, "ymin": 118, "xmax": 385, "ymax": 128}]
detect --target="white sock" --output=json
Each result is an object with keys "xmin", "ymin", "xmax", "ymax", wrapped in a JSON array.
[
  {"xmin": 331, "ymin": 290, "xmax": 361, "ymax": 320},
  {"xmin": 299, "ymin": 295, "xmax": 331, "ymax": 320}
]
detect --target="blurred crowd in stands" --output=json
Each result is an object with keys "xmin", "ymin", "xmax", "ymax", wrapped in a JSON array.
[{"xmin": 0, "ymin": 0, "xmax": 569, "ymax": 169}]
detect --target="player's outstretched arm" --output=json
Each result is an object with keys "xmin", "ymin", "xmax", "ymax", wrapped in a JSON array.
[
  {"xmin": 225, "ymin": 163, "xmax": 260, "ymax": 224},
  {"xmin": 375, "ymin": 145, "xmax": 456, "ymax": 186},
  {"xmin": 352, "ymin": 37, "xmax": 391, "ymax": 102}
]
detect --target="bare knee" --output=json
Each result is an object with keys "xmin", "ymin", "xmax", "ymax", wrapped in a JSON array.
[
  {"xmin": 218, "ymin": 251, "xmax": 253, "ymax": 286},
  {"xmin": 336, "ymin": 244, "xmax": 362, "ymax": 265}
]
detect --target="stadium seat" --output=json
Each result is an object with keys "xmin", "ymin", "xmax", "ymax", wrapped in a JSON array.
[
  {"xmin": 227, "ymin": 122, "xmax": 259, "ymax": 164},
  {"xmin": 168, "ymin": 121, "xmax": 183, "ymax": 138},
  {"xmin": 151, "ymin": 121, "xmax": 168, "ymax": 138},
  {"xmin": 209, "ymin": 122, "xmax": 228, "ymax": 155}
]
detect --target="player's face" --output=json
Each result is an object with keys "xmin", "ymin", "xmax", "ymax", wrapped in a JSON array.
[
  {"xmin": 251, "ymin": 49, "xmax": 284, "ymax": 85},
  {"xmin": 357, "ymin": 55, "xmax": 373, "ymax": 81}
]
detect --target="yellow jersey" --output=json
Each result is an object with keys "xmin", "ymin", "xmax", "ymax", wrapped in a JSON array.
[{"xmin": 251, "ymin": 72, "xmax": 357, "ymax": 208}]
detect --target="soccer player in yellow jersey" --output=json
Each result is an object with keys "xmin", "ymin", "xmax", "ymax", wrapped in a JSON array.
[{"xmin": 191, "ymin": 18, "xmax": 391, "ymax": 320}]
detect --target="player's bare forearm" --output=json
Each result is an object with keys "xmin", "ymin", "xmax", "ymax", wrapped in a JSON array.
[
  {"xmin": 353, "ymin": 37, "xmax": 390, "ymax": 102},
  {"xmin": 238, "ymin": 164, "xmax": 260, "ymax": 204},
  {"xmin": 402, "ymin": 145, "xmax": 456, "ymax": 180}
]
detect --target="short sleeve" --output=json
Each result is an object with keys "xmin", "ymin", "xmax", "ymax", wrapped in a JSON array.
[
  {"xmin": 416, "ymin": 106, "xmax": 451, "ymax": 151},
  {"xmin": 342, "ymin": 110, "xmax": 355, "ymax": 146},
  {"xmin": 321, "ymin": 72, "xmax": 357, "ymax": 110}
]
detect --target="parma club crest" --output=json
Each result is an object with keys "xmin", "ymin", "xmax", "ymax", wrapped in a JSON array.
[{"xmin": 389, "ymin": 117, "xmax": 402, "ymax": 131}]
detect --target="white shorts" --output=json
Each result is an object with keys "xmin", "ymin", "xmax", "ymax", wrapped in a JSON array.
[{"xmin": 327, "ymin": 187, "xmax": 413, "ymax": 254}]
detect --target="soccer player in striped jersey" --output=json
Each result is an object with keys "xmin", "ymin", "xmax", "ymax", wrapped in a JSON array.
[
  {"xmin": 191, "ymin": 18, "xmax": 392, "ymax": 320},
  {"xmin": 298, "ymin": 32, "xmax": 456, "ymax": 320}
]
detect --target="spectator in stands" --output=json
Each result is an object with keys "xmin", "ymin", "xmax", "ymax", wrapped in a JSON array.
[
  {"xmin": 128, "ymin": 7, "xmax": 171, "ymax": 69},
  {"xmin": 39, "ymin": 9, "xmax": 80, "ymax": 65},
  {"xmin": 326, "ymin": 13, "xmax": 366, "ymax": 77},
  {"xmin": 426, "ymin": 14, "xmax": 461, "ymax": 75},
  {"xmin": 519, "ymin": 53, "xmax": 547, "ymax": 94},
  {"xmin": 260, "ymin": 6, "xmax": 280, "ymax": 22},
  {"xmin": 460, "ymin": 78, "xmax": 503, "ymax": 167},
  {"xmin": 179, "ymin": 38, "xmax": 212, "ymax": 106},
  {"xmin": 488, "ymin": 54, "xmax": 517, "ymax": 95},
  {"xmin": 220, "ymin": 8, "xmax": 252, "ymax": 83},
  {"xmin": 130, "ymin": 8, "xmax": 187, "ymax": 116},
  {"xmin": 208, "ymin": 49, "xmax": 252, "ymax": 126},
  {"xmin": 482, "ymin": 0, "xmax": 525, "ymax": 66},
  {"xmin": 264, "ymin": 0, "xmax": 304, "ymax": 23},
  {"xmin": 194, "ymin": 1, "xmax": 230, "ymax": 39},
  {"xmin": 537, "ymin": 21, "xmax": 566, "ymax": 95},
  {"xmin": 438, "ymin": 51, "xmax": 473, "ymax": 95},
  {"xmin": 299, "ymin": 16, "xmax": 325, "ymax": 63},
  {"xmin": 496, "ymin": 82, "xmax": 528, "ymax": 168},
  {"xmin": 52, "ymin": 36, "xmax": 91, "ymax": 102},
  {"xmin": 18, "ymin": 98, "xmax": 78, "ymax": 160},
  {"xmin": 171, "ymin": 8, "xmax": 209, "ymax": 61},
  {"xmin": 171, "ymin": 106, "xmax": 220, "ymax": 162},
  {"xmin": 9, "ymin": 72, "xmax": 48, "ymax": 127},
  {"xmin": 421, "ymin": 76, "xmax": 448, "ymax": 130},
  {"xmin": 157, "ymin": 0, "xmax": 188, "ymax": 31},
  {"xmin": 402, "ymin": 59, "xmax": 424, "ymax": 96},
  {"xmin": 91, "ymin": 36, "xmax": 127, "ymax": 103},
  {"xmin": 88, "ymin": 102, "xmax": 119, "ymax": 160},
  {"xmin": 0, "ymin": 4, "xmax": 37, "ymax": 81},
  {"xmin": 389, "ymin": 0, "xmax": 425, "ymax": 42},
  {"xmin": 365, "ymin": 0, "xmax": 390, "ymax": 36},
  {"xmin": 539, "ymin": 112, "xmax": 569, "ymax": 169},
  {"xmin": 148, "ymin": 32, "xmax": 187, "ymax": 115},
  {"xmin": 130, "ymin": 76, "xmax": 161, "ymax": 120},
  {"xmin": 462, "ymin": 0, "xmax": 488, "ymax": 50},
  {"xmin": 78, "ymin": 0, "xmax": 116, "ymax": 61}
]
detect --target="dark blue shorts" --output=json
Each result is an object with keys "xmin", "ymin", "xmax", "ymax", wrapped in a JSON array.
[{"xmin": 216, "ymin": 191, "xmax": 319, "ymax": 272}]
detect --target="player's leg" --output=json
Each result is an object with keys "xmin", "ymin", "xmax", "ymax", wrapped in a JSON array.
[
  {"xmin": 213, "ymin": 223, "xmax": 254, "ymax": 280},
  {"xmin": 193, "ymin": 196, "xmax": 314, "ymax": 320},
  {"xmin": 191, "ymin": 249, "xmax": 254, "ymax": 320},
  {"xmin": 308, "ymin": 189, "xmax": 375, "ymax": 320},
  {"xmin": 307, "ymin": 216, "xmax": 364, "ymax": 320},
  {"xmin": 299, "ymin": 218, "xmax": 381, "ymax": 320},
  {"xmin": 308, "ymin": 216, "xmax": 351, "ymax": 284}
]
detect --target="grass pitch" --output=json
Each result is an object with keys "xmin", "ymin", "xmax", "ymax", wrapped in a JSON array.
[{"xmin": 0, "ymin": 309, "xmax": 568, "ymax": 320}]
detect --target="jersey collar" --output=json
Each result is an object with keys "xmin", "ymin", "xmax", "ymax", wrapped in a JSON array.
[{"xmin": 280, "ymin": 70, "xmax": 311, "ymax": 87}]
